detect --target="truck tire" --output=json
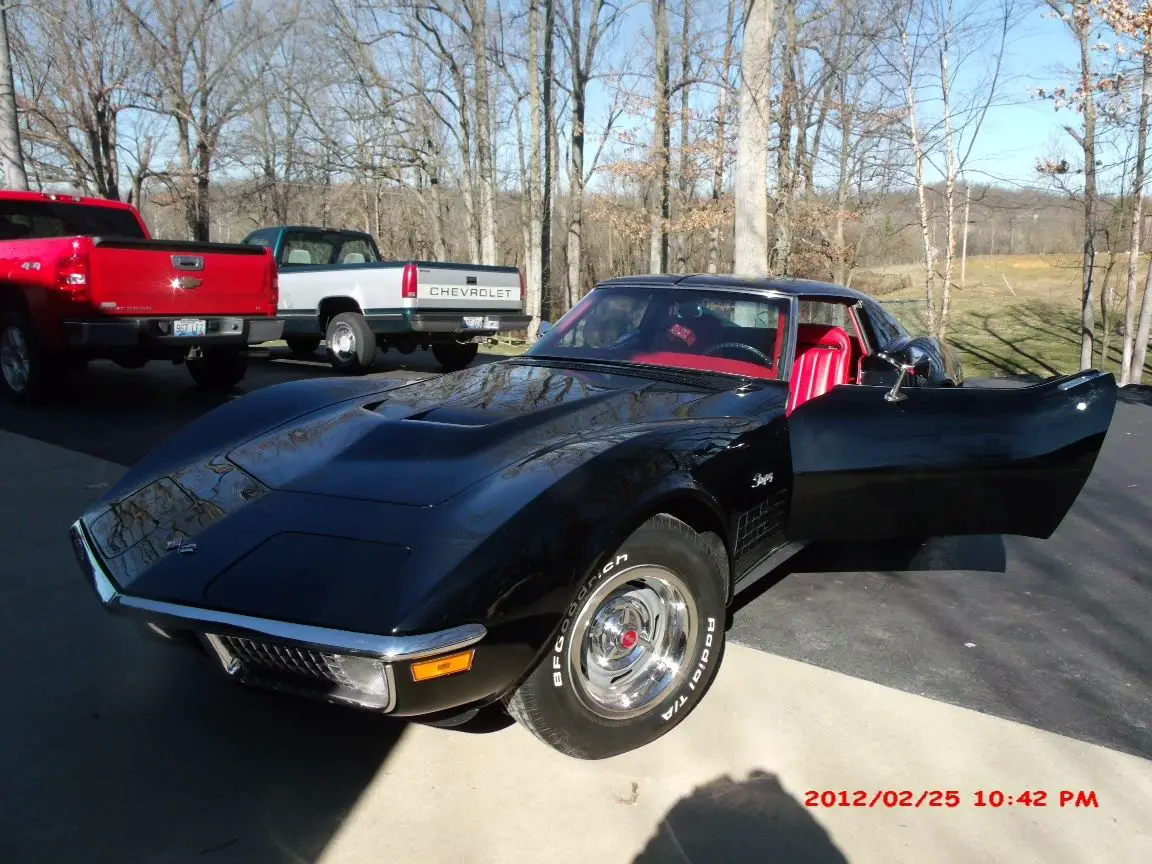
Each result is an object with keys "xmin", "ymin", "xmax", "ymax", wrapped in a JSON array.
[
  {"xmin": 505, "ymin": 514, "xmax": 727, "ymax": 759},
  {"xmin": 326, "ymin": 312, "xmax": 376, "ymax": 374},
  {"xmin": 285, "ymin": 336, "xmax": 321, "ymax": 357},
  {"xmin": 0, "ymin": 310, "xmax": 61, "ymax": 404},
  {"xmin": 432, "ymin": 341, "xmax": 479, "ymax": 372},
  {"xmin": 186, "ymin": 350, "xmax": 248, "ymax": 392}
]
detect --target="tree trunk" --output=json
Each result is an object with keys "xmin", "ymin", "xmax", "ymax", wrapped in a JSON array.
[
  {"xmin": 733, "ymin": 0, "xmax": 773, "ymax": 275},
  {"xmin": 541, "ymin": 0, "xmax": 556, "ymax": 323},
  {"xmin": 937, "ymin": 0, "xmax": 956, "ymax": 342},
  {"xmin": 833, "ymin": 88, "xmax": 852, "ymax": 285},
  {"xmin": 472, "ymin": 0, "xmax": 499, "ymax": 265},
  {"xmin": 0, "ymin": 7, "xmax": 27, "ymax": 190},
  {"xmin": 707, "ymin": 0, "xmax": 736, "ymax": 274},
  {"xmin": 1074, "ymin": 1, "xmax": 1098, "ymax": 369},
  {"xmin": 675, "ymin": 0, "xmax": 692, "ymax": 274},
  {"xmin": 648, "ymin": 0, "xmax": 670, "ymax": 274},
  {"xmin": 1132, "ymin": 250, "xmax": 1152, "ymax": 383},
  {"xmin": 526, "ymin": 0, "xmax": 544, "ymax": 340},
  {"xmin": 1121, "ymin": 49, "xmax": 1152, "ymax": 385},
  {"xmin": 771, "ymin": 1, "xmax": 797, "ymax": 276},
  {"xmin": 902, "ymin": 21, "xmax": 937, "ymax": 335}
]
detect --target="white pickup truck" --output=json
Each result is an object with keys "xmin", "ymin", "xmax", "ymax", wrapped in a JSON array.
[{"xmin": 242, "ymin": 225, "xmax": 531, "ymax": 372}]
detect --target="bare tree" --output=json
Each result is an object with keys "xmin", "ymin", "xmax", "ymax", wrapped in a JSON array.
[
  {"xmin": 1046, "ymin": 0, "xmax": 1100, "ymax": 370},
  {"xmin": 733, "ymin": 0, "xmax": 773, "ymax": 275},
  {"xmin": 123, "ymin": 0, "xmax": 273, "ymax": 240},
  {"xmin": 560, "ymin": 0, "xmax": 624, "ymax": 307}
]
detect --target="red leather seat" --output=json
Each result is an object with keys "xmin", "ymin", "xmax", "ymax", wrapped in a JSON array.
[{"xmin": 787, "ymin": 324, "xmax": 853, "ymax": 414}]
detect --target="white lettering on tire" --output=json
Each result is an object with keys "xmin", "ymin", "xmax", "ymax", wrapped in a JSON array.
[
  {"xmin": 552, "ymin": 553, "xmax": 629, "ymax": 687},
  {"xmin": 661, "ymin": 616, "xmax": 717, "ymax": 721}
]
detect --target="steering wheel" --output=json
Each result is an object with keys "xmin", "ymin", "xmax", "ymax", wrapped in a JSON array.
[{"xmin": 704, "ymin": 342, "xmax": 772, "ymax": 365}]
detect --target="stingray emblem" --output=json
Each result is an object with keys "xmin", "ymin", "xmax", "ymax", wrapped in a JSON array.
[
  {"xmin": 165, "ymin": 537, "xmax": 198, "ymax": 554},
  {"xmin": 751, "ymin": 472, "xmax": 774, "ymax": 488}
]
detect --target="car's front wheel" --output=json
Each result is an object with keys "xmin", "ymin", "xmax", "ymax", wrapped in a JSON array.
[{"xmin": 506, "ymin": 514, "xmax": 727, "ymax": 759}]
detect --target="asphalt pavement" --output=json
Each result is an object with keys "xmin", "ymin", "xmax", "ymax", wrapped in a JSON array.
[{"xmin": 1, "ymin": 348, "xmax": 1150, "ymax": 863}]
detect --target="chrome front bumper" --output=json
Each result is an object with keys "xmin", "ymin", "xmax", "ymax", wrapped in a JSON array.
[{"xmin": 69, "ymin": 520, "xmax": 486, "ymax": 712}]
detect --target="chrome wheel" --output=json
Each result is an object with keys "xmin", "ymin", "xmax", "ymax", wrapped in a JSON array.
[
  {"xmin": 329, "ymin": 323, "xmax": 356, "ymax": 360},
  {"xmin": 0, "ymin": 324, "xmax": 31, "ymax": 393},
  {"xmin": 568, "ymin": 565, "xmax": 698, "ymax": 720}
]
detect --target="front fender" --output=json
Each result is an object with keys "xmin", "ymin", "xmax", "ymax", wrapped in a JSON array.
[{"xmin": 394, "ymin": 419, "xmax": 745, "ymax": 677}]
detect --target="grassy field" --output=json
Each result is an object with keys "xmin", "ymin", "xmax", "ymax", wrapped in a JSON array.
[{"xmin": 861, "ymin": 253, "xmax": 1152, "ymax": 379}]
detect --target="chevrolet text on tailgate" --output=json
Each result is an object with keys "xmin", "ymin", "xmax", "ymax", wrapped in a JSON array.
[
  {"xmin": 0, "ymin": 190, "xmax": 283, "ymax": 403},
  {"xmin": 242, "ymin": 225, "xmax": 531, "ymax": 373}
]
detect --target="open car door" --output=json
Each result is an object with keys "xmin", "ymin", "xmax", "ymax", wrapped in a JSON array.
[{"xmin": 785, "ymin": 371, "xmax": 1118, "ymax": 542}]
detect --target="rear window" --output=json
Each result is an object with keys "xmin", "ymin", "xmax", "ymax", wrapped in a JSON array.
[
  {"xmin": 0, "ymin": 200, "xmax": 146, "ymax": 240},
  {"xmin": 279, "ymin": 232, "xmax": 380, "ymax": 267}
]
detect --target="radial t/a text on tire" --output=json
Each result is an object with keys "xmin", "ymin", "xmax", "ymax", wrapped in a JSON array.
[{"xmin": 506, "ymin": 513, "xmax": 727, "ymax": 759}]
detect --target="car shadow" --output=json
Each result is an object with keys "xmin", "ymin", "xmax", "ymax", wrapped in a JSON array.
[
  {"xmin": 730, "ymin": 534, "xmax": 1009, "ymax": 619},
  {"xmin": 631, "ymin": 770, "xmax": 848, "ymax": 864},
  {"xmin": 1, "ymin": 620, "xmax": 409, "ymax": 864}
]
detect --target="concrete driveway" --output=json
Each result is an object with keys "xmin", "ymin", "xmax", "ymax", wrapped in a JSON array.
[{"xmin": 0, "ymin": 355, "xmax": 1149, "ymax": 863}]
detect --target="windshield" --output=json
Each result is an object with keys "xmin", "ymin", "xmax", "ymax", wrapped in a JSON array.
[{"xmin": 528, "ymin": 285, "xmax": 791, "ymax": 380}]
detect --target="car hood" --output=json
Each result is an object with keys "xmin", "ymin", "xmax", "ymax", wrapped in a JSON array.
[{"xmin": 226, "ymin": 360, "xmax": 718, "ymax": 506}]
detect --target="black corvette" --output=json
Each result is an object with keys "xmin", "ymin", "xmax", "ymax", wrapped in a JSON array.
[{"xmin": 70, "ymin": 275, "xmax": 1118, "ymax": 759}]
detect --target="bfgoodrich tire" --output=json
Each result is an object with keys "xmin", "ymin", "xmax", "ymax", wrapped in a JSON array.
[
  {"xmin": 431, "ymin": 341, "xmax": 479, "ymax": 372},
  {"xmin": 506, "ymin": 514, "xmax": 727, "ymax": 759},
  {"xmin": 326, "ymin": 312, "xmax": 377, "ymax": 374},
  {"xmin": 186, "ymin": 350, "xmax": 248, "ymax": 392}
]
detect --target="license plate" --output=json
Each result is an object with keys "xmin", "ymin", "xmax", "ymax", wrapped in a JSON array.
[
  {"xmin": 463, "ymin": 316, "xmax": 499, "ymax": 329},
  {"xmin": 173, "ymin": 318, "xmax": 207, "ymax": 338}
]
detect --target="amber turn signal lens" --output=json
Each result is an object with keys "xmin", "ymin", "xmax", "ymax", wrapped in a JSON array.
[{"xmin": 410, "ymin": 649, "xmax": 475, "ymax": 682}]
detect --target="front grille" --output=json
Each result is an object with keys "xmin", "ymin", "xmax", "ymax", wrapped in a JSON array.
[{"xmin": 219, "ymin": 636, "xmax": 351, "ymax": 688}]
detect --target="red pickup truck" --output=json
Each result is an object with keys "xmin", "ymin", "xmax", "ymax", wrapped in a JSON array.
[{"xmin": 0, "ymin": 190, "xmax": 282, "ymax": 402}]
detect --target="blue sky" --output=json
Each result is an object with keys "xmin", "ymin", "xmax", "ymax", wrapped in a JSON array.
[{"xmin": 568, "ymin": 1, "xmax": 1114, "ymax": 193}]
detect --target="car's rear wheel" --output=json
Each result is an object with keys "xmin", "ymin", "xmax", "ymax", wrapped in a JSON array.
[
  {"xmin": 506, "ymin": 514, "xmax": 727, "ymax": 759},
  {"xmin": 0, "ymin": 310, "xmax": 60, "ymax": 403},
  {"xmin": 186, "ymin": 350, "xmax": 248, "ymax": 392},
  {"xmin": 326, "ymin": 312, "xmax": 377, "ymax": 374},
  {"xmin": 285, "ymin": 336, "xmax": 321, "ymax": 356},
  {"xmin": 432, "ymin": 341, "xmax": 479, "ymax": 372}
]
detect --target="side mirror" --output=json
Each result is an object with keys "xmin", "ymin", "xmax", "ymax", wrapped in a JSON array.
[
  {"xmin": 538, "ymin": 320, "xmax": 553, "ymax": 336},
  {"xmin": 875, "ymin": 351, "xmax": 929, "ymax": 403}
]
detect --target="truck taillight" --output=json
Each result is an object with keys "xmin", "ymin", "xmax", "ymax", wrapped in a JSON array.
[
  {"xmin": 55, "ymin": 239, "xmax": 90, "ymax": 303},
  {"xmin": 519, "ymin": 268, "xmax": 525, "ymax": 303},
  {"xmin": 268, "ymin": 252, "xmax": 279, "ymax": 310},
  {"xmin": 402, "ymin": 263, "xmax": 417, "ymax": 299}
]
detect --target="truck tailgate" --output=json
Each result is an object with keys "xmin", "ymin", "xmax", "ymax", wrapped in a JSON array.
[
  {"xmin": 87, "ymin": 238, "xmax": 275, "ymax": 316},
  {"xmin": 413, "ymin": 263, "xmax": 522, "ymax": 313}
]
